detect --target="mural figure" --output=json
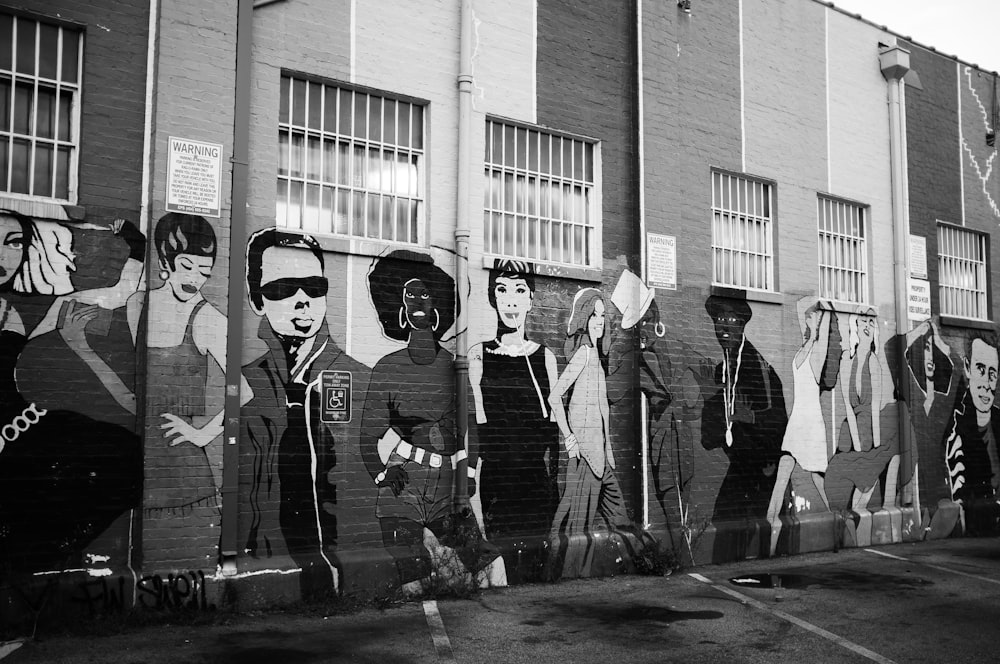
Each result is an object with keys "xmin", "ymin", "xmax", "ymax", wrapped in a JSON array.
[
  {"xmin": 610, "ymin": 270, "xmax": 700, "ymax": 544},
  {"xmin": 469, "ymin": 260, "xmax": 560, "ymax": 537},
  {"xmin": 128, "ymin": 213, "xmax": 248, "ymax": 534},
  {"xmin": 943, "ymin": 333, "xmax": 1000, "ymax": 534},
  {"xmin": 701, "ymin": 294, "xmax": 786, "ymax": 559},
  {"xmin": 361, "ymin": 250, "xmax": 499, "ymax": 590},
  {"xmin": 902, "ymin": 319, "xmax": 955, "ymax": 527},
  {"xmin": 547, "ymin": 288, "xmax": 631, "ymax": 576},
  {"xmin": 766, "ymin": 298, "xmax": 838, "ymax": 556},
  {"xmin": 824, "ymin": 311, "xmax": 900, "ymax": 546},
  {"xmin": 0, "ymin": 210, "xmax": 142, "ymax": 572},
  {"xmin": 242, "ymin": 228, "xmax": 364, "ymax": 597}
]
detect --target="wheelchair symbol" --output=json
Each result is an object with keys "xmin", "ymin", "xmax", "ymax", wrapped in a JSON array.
[{"xmin": 327, "ymin": 389, "xmax": 346, "ymax": 411}]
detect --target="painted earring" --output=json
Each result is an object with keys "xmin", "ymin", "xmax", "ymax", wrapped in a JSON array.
[
  {"xmin": 159, "ymin": 269, "xmax": 169, "ymax": 281},
  {"xmin": 654, "ymin": 321, "xmax": 666, "ymax": 338},
  {"xmin": 432, "ymin": 309, "xmax": 440, "ymax": 332},
  {"xmin": 398, "ymin": 306, "xmax": 410, "ymax": 330}
]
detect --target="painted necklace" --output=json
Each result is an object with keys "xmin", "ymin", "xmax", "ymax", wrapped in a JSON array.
[{"xmin": 721, "ymin": 336, "xmax": 745, "ymax": 447}]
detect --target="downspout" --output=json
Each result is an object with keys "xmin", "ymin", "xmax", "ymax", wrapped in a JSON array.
[
  {"xmin": 880, "ymin": 44, "xmax": 915, "ymax": 510},
  {"xmin": 220, "ymin": 0, "xmax": 254, "ymax": 574},
  {"xmin": 635, "ymin": 0, "xmax": 649, "ymax": 530},
  {"xmin": 454, "ymin": 0, "xmax": 474, "ymax": 511}
]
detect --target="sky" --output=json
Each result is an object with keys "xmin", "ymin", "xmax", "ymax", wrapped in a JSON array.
[{"xmin": 826, "ymin": 0, "xmax": 1000, "ymax": 73}]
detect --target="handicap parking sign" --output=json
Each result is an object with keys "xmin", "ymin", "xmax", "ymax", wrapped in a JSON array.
[{"xmin": 320, "ymin": 371, "xmax": 352, "ymax": 423}]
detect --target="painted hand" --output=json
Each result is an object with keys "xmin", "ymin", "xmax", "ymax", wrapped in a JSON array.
[
  {"xmin": 564, "ymin": 432, "xmax": 580, "ymax": 458},
  {"xmin": 161, "ymin": 413, "xmax": 213, "ymax": 448},
  {"xmin": 58, "ymin": 301, "xmax": 99, "ymax": 352},
  {"xmin": 379, "ymin": 465, "xmax": 409, "ymax": 496}
]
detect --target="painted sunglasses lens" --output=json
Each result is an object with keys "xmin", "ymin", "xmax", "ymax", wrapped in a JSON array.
[{"xmin": 260, "ymin": 276, "xmax": 329, "ymax": 301}]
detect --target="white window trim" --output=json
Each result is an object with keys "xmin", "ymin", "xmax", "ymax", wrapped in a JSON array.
[
  {"xmin": 275, "ymin": 73, "xmax": 427, "ymax": 247},
  {"xmin": 0, "ymin": 13, "xmax": 83, "ymax": 205},
  {"xmin": 816, "ymin": 194, "xmax": 870, "ymax": 307},
  {"xmin": 710, "ymin": 168, "xmax": 776, "ymax": 293},
  {"xmin": 483, "ymin": 116, "xmax": 602, "ymax": 270},
  {"xmin": 937, "ymin": 221, "xmax": 989, "ymax": 321}
]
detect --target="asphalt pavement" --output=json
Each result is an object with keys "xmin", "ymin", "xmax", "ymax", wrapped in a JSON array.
[{"xmin": 4, "ymin": 536, "xmax": 999, "ymax": 663}]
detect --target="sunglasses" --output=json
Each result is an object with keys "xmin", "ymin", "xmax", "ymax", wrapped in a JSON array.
[{"xmin": 260, "ymin": 276, "xmax": 329, "ymax": 301}]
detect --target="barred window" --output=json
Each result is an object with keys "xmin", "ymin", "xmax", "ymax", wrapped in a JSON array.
[
  {"xmin": 938, "ymin": 224, "xmax": 988, "ymax": 319},
  {"xmin": 484, "ymin": 119, "xmax": 598, "ymax": 267},
  {"xmin": 277, "ymin": 74, "xmax": 424, "ymax": 243},
  {"xmin": 711, "ymin": 171, "xmax": 774, "ymax": 291},
  {"xmin": 0, "ymin": 13, "xmax": 81, "ymax": 201},
  {"xmin": 818, "ymin": 196, "xmax": 869, "ymax": 304}
]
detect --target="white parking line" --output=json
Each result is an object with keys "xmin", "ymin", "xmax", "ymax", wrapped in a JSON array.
[
  {"xmin": 689, "ymin": 573, "xmax": 897, "ymax": 664},
  {"xmin": 422, "ymin": 599, "xmax": 457, "ymax": 663},
  {"xmin": 864, "ymin": 548, "xmax": 1000, "ymax": 586}
]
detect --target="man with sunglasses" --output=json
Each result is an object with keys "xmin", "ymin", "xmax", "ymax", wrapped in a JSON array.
[{"xmin": 241, "ymin": 228, "xmax": 368, "ymax": 599}]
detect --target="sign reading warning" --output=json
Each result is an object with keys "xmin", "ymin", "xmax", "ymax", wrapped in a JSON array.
[
  {"xmin": 166, "ymin": 137, "xmax": 223, "ymax": 217},
  {"xmin": 646, "ymin": 233, "xmax": 677, "ymax": 290}
]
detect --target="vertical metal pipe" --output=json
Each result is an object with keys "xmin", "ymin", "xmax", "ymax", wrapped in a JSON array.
[
  {"xmin": 880, "ymin": 45, "xmax": 915, "ymax": 510},
  {"xmin": 454, "ymin": 0, "xmax": 474, "ymax": 510},
  {"xmin": 219, "ymin": 0, "xmax": 254, "ymax": 574}
]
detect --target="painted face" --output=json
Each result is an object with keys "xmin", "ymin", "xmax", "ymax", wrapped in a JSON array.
[
  {"xmin": 257, "ymin": 246, "xmax": 328, "ymax": 339},
  {"xmin": 637, "ymin": 301, "xmax": 661, "ymax": 350},
  {"xmin": 588, "ymin": 299, "xmax": 606, "ymax": 343},
  {"xmin": 859, "ymin": 316, "xmax": 876, "ymax": 340},
  {"xmin": 164, "ymin": 253, "xmax": 213, "ymax": 302},
  {"xmin": 403, "ymin": 278, "xmax": 434, "ymax": 330},
  {"xmin": 0, "ymin": 215, "xmax": 25, "ymax": 287},
  {"xmin": 966, "ymin": 338, "xmax": 998, "ymax": 414},
  {"xmin": 924, "ymin": 337, "xmax": 936, "ymax": 380},
  {"xmin": 494, "ymin": 276, "xmax": 532, "ymax": 329},
  {"xmin": 712, "ymin": 307, "xmax": 745, "ymax": 351}
]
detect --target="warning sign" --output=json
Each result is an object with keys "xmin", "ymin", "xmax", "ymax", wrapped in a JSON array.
[
  {"xmin": 320, "ymin": 371, "xmax": 352, "ymax": 423},
  {"xmin": 646, "ymin": 233, "xmax": 677, "ymax": 290},
  {"xmin": 166, "ymin": 137, "xmax": 223, "ymax": 218}
]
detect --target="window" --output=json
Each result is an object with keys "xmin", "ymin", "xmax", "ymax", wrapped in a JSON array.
[
  {"xmin": 277, "ymin": 74, "xmax": 424, "ymax": 243},
  {"xmin": 711, "ymin": 171, "xmax": 774, "ymax": 291},
  {"xmin": 0, "ymin": 13, "xmax": 81, "ymax": 201},
  {"xmin": 484, "ymin": 118, "xmax": 598, "ymax": 267},
  {"xmin": 938, "ymin": 223, "xmax": 988, "ymax": 319},
  {"xmin": 817, "ymin": 195, "xmax": 869, "ymax": 304}
]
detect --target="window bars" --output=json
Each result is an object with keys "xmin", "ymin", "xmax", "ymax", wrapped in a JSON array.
[
  {"xmin": 484, "ymin": 119, "xmax": 596, "ymax": 266},
  {"xmin": 817, "ymin": 196, "xmax": 868, "ymax": 304},
  {"xmin": 0, "ymin": 14, "xmax": 81, "ymax": 201},
  {"xmin": 277, "ymin": 75, "xmax": 424, "ymax": 243},
  {"xmin": 711, "ymin": 171, "xmax": 774, "ymax": 291},
  {"xmin": 938, "ymin": 224, "xmax": 987, "ymax": 319}
]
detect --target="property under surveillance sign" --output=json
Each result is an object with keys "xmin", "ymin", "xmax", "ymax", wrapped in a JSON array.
[{"xmin": 166, "ymin": 137, "xmax": 223, "ymax": 218}]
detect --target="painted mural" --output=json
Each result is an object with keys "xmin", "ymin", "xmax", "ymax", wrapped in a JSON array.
[
  {"xmin": 361, "ymin": 249, "xmax": 500, "ymax": 591},
  {"xmin": 240, "ymin": 228, "xmax": 366, "ymax": 598},
  {"xmin": 469, "ymin": 260, "xmax": 560, "ymax": 540},
  {"xmin": 0, "ymin": 210, "xmax": 144, "ymax": 573},
  {"xmin": 943, "ymin": 332, "xmax": 1000, "ymax": 534}
]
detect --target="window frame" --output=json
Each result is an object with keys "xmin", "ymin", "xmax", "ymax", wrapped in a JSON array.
[
  {"xmin": 937, "ymin": 221, "xmax": 989, "ymax": 321},
  {"xmin": 816, "ymin": 194, "xmax": 871, "ymax": 307},
  {"xmin": 710, "ymin": 168, "xmax": 777, "ymax": 293},
  {"xmin": 483, "ymin": 115, "xmax": 602, "ymax": 270},
  {"xmin": 275, "ymin": 71, "xmax": 428, "ymax": 247},
  {"xmin": 0, "ymin": 11, "xmax": 83, "ymax": 205}
]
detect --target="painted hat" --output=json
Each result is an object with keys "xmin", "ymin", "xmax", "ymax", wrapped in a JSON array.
[{"xmin": 611, "ymin": 269, "xmax": 655, "ymax": 330}]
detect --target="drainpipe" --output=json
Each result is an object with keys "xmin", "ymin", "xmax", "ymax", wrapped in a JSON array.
[
  {"xmin": 454, "ymin": 0, "xmax": 474, "ymax": 511},
  {"xmin": 880, "ymin": 44, "xmax": 915, "ymax": 509},
  {"xmin": 220, "ymin": 0, "xmax": 254, "ymax": 575}
]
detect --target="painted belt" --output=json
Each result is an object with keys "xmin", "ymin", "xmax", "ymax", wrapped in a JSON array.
[{"xmin": 374, "ymin": 428, "xmax": 475, "ymax": 486}]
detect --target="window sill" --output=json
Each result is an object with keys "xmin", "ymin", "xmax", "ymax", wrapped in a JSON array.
[
  {"xmin": 940, "ymin": 315, "xmax": 994, "ymax": 331},
  {"xmin": 481, "ymin": 255, "xmax": 602, "ymax": 283},
  {"xmin": 0, "ymin": 196, "xmax": 84, "ymax": 222},
  {"xmin": 710, "ymin": 285, "xmax": 783, "ymax": 305},
  {"xmin": 816, "ymin": 299, "xmax": 879, "ymax": 317}
]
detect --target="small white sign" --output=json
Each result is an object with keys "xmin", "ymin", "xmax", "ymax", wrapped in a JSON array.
[
  {"xmin": 907, "ymin": 277, "xmax": 931, "ymax": 321},
  {"xmin": 909, "ymin": 234, "xmax": 927, "ymax": 279},
  {"xmin": 166, "ymin": 137, "xmax": 223, "ymax": 218},
  {"xmin": 646, "ymin": 233, "xmax": 677, "ymax": 290}
]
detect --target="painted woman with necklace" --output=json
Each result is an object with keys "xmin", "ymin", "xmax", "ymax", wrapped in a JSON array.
[{"xmin": 469, "ymin": 260, "xmax": 560, "ymax": 538}]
